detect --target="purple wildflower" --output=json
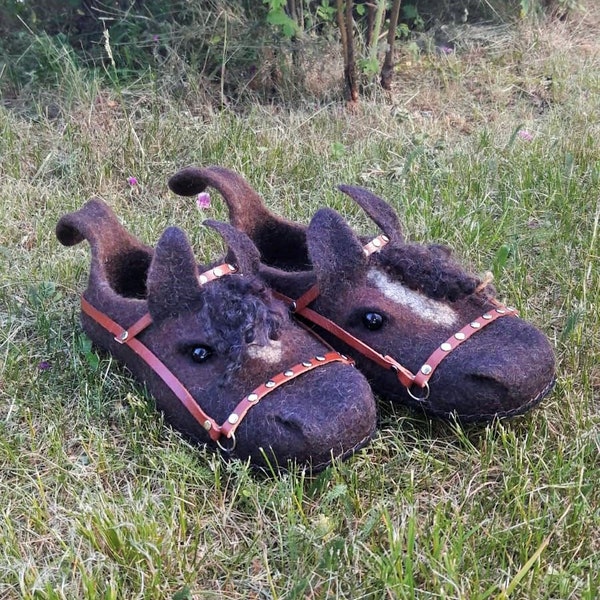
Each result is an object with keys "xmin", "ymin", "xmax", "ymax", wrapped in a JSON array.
[
  {"xmin": 196, "ymin": 192, "xmax": 211, "ymax": 210},
  {"xmin": 38, "ymin": 361, "xmax": 52, "ymax": 371},
  {"xmin": 127, "ymin": 176, "xmax": 138, "ymax": 186},
  {"xmin": 518, "ymin": 130, "xmax": 533, "ymax": 141},
  {"xmin": 152, "ymin": 35, "xmax": 159, "ymax": 43}
]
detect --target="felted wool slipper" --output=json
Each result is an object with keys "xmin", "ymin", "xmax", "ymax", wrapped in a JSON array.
[
  {"xmin": 56, "ymin": 198, "xmax": 377, "ymax": 470},
  {"xmin": 168, "ymin": 165, "xmax": 556, "ymax": 423}
]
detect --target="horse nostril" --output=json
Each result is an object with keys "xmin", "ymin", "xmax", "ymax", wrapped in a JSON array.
[
  {"xmin": 273, "ymin": 413, "xmax": 310, "ymax": 443},
  {"xmin": 469, "ymin": 372, "xmax": 510, "ymax": 397}
]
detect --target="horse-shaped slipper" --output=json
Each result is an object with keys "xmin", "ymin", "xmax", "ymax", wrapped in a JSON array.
[
  {"xmin": 168, "ymin": 165, "xmax": 556, "ymax": 423},
  {"xmin": 56, "ymin": 199, "xmax": 377, "ymax": 470}
]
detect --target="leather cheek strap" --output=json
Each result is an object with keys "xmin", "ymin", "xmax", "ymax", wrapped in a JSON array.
[
  {"xmin": 81, "ymin": 296, "xmax": 223, "ymax": 440},
  {"xmin": 273, "ymin": 291, "xmax": 416, "ymax": 389},
  {"xmin": 284, "ymin": 233, "xmax": 417, "ymax": 388},
  {"xmin": 81, "ymin": 297, "xmax": 354, "ymax": 445}
]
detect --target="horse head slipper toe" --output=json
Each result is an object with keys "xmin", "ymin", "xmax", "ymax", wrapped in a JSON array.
[
  {"xmin": 168, "ymin": 166, "xmax": 556, "ymax": 423},
  {"xmin": 56, "ymin": 198, "xmax": 377, "ymax": 471}
]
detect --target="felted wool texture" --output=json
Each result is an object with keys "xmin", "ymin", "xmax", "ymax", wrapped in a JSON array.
[
  {"xmin": 57, "ymin": 198, "xmax": 377, "ymax": 471},
  {"xmin": 168, "ymin": 165, "xmax": 556, "ymax": 423}
]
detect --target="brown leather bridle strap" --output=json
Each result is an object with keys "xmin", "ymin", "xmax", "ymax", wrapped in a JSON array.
[
  {"xmin": 114, "ymin": 312, "xmax": 153, "ymax": 343},
  {"xmin": 198, "ymin": 262, "xmax": 237, "ymax": 284},
  {"xmin": 274, "ymin": 234, "xmax": 519, "ymax": 398},
  {"xmin": 273, "ymin": 291, "xmax": 416, "ymax": 388},
  {"xmin": 279, "ymin": 290, "xmax": 519, "ymax": 398},
  {"xmin": 221, "ymin": 351, "xmax": 353, "ymax": 438},
  {"xmin": 80, "ymin": 264, "xmax": 353, "ymax": 448},
  {"xmin": 414, "ymin": 305, "xmax": 518, "ymax": 387},
  {"xmin": 291, "ymin": 284, "xmax": 320, "ymax": 312},
  {"xmin": 81, "ymin": 296, "xmax": 223, "ymax": 441},
  {"xmin": 273, "ymin": 234, "xmax": 414, "ymax": 389},
  {"xmin": 362, "ymin": 234, "xmax": 390, "ymax": 256}
]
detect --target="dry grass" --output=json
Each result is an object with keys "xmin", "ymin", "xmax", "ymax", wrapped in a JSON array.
[{"xmin": 1, "ymin": 3, "xmax": 599, "ymax": 598}]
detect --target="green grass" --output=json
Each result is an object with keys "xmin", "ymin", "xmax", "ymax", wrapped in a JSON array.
[{"xmin": 1, "ymin": 7, "xmax": 599, "ymax": 599}]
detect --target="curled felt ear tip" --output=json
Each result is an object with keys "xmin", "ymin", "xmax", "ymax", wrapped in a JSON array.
[
  {"xmin": 168, "ymin": 167, "xmax": 208, "ymax": 196},
  {"xmin": 55, "ymin": 198, "xmax": 121, "ymax": 247},
  {"xmin": 56, "ymin": 220, "xmax": 84, "ymax": 246},
  {"xmin": 335, "ymin": 184, "xmax": 404, "ymax": 243}
]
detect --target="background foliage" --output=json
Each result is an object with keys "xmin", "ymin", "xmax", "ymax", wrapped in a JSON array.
[{"xmin": 0, "ymin": 0, "xmax": 581, "ymax": 102}]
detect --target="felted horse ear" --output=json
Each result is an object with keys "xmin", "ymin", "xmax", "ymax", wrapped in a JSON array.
[
  {"xmin": 307, "ymin": 208, "xmax": 368, "ymax": 298},
  {"xmin": 203, "ymin": 219, "xmax": 261, "ymax": 276},
  {"xmin": 337, "ymin": 185, "xmax": 404, "ymax": 244},
  {"xmin": 147, "ymin": 227, "xmax": 204, "ymax": 322}
]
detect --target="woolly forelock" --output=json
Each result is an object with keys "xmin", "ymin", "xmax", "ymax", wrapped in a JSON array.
[
  {"xmin": 373, "ymin": 243, "xmax": 481, "ymax": 302},
  {"xmin": 198, "ymin": 275, "xmax": 285, "ymax": 381}
]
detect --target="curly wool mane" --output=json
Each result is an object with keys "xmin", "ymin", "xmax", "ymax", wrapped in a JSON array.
[
  {"xmin": 375, "ymin": 243, "xmax": 480, "ymax": 302},
  {"xmin": 199, "ymin": 275, "xmax": 285, "ymax": 380}
]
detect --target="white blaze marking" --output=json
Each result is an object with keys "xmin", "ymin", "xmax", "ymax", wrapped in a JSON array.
[
  {"xmin": 247, "ymin": 339, "xmax": 283, "ymax": 364},
  {"xmin": 367, "ymin": 269, "xmax": 458, "ymax": 327}
]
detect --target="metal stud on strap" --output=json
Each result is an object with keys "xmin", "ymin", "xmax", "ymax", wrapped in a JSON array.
[
  {"xmin": 363, "ymin": 234, "xmax": 390, "ymax": 257},
  {"xmin": 113, "ymin": 313, "xmax": 153, "ymax": 345},
  {"xmin": 198, "ymin": 263, "xmax": 237, "ymax": 286},
  {"xmin": 413, "ymin": 305, "xmax": 518, "ymax": 388},
  {"xmin": 220, "ymin": 351, "xmax": 353, "ymax": 440}
]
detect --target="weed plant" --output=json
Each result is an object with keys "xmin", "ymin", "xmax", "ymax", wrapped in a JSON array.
[{"xmin": 0, "ymin": 5, "xmax": 599, "ymax": 599}]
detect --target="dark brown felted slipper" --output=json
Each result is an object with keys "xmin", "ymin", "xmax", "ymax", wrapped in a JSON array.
[
  {"xmin": 168, "ymin": 165, "xmax": 555, "ymax": 423},
  {"xmin": 57, "ymin": 199, "xmax": 377, "ymax": 470}
]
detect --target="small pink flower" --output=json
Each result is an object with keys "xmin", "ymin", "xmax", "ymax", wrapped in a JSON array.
[
  {"xmin": 152, "ymin": 35, "xmax": 159, "ymax": 43},
  {"xmin": 196, "ymin": 192, "xmax": 211, "ymax": 209},
  {"xmin": 127, "ymin": 176, "xmax": 138, "ymax": 186},
  {"xmin": 518, "ymin": 130, "xmax": 533, "ymax": 141}
]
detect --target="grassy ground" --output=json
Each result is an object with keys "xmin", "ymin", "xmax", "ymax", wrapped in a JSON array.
[{"xmin": 1, "ymin": 4, "xmax": 599, "ymax": 599}]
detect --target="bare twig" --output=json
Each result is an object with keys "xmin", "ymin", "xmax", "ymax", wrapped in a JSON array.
[
  {"xmin": 381, "ymin": 0, "xmax": 402, "ymax": 90},
  {"xmin": 337, "ymin": 0, "xmax": 358, "ymax": 103},
  {"xmin": 345, "ymin": 0, "xmax": 358, "ymax": 102},
  {"xmin": 366, "ymin": 2, "xmax": 376, "ymax": 48}
]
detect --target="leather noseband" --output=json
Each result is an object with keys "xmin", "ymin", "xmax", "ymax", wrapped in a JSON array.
[
  {"xmin": 81, "ymin": 263, "xmax": 353, "ymax": 451},
  {"xmin": 275, "ymin": 236, "xmax": 518, "ymax": 401}
]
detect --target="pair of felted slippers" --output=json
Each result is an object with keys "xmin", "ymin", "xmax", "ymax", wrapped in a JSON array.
[{"xmin": 56, "ymin": 166, "xmax": 555, "ymax": 470}]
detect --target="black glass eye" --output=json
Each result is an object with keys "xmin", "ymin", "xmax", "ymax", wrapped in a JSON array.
[
  {"xmin": 190, "ymin": 345, "xmax": 213, "ymax": 363},
  {"xmin": 362, "ymin": 312, "xmax": 384, "ymax": 331}
]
